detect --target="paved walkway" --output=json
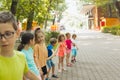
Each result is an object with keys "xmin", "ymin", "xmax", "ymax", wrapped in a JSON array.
[{"xmin": 51, "ymin": 30, "xmax": 120, "ymax": 80}]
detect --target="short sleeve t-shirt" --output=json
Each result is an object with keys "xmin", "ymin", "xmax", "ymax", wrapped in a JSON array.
[
  {"xmin": 71, "ymin": 39, "xmax": 77, "ymax": 49},
  {"xmin": 47, "ymin": 44, "xmax": 53, "ymax": 57},
  {"xmin": 65, "ymin": 39, "xmax": 72, "ymax": 49},
  {"xmin": 0, "ymin": 50, "xmax": 29, "ymax": 80},
  {"xmin": 21, "ymin": 47, "xmax": 39, "ymax": 76}
]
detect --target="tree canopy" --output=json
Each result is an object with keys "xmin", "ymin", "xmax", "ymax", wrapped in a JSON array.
[{"xmin": 0, "ymin": 0, "xmax": 66, "ymax": 30}]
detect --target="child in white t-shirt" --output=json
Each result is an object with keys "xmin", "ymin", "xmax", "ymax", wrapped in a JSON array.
[{"xmin": 71, "ymin": 34, "xmax": 78, "ymax": 63}]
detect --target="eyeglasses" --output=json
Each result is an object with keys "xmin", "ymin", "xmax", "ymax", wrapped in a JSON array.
[{"xmin": 0, "ymin": 31, "xmax": 15, "ymax": 40}]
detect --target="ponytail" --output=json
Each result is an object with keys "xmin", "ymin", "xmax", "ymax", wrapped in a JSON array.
[{"xmin": 17, "ymin": 43, "xmax": 24, "ymax": 51}]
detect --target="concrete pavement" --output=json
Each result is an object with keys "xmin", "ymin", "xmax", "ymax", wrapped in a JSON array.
[{"xmin": 51, "ymin": 30, "xmax": 120, "ymax": 80}]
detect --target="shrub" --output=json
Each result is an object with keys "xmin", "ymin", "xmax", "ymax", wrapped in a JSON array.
[
  {"xmin": 45, "ymin": 31, "xmax": 60, "ymax": 44},
  {"xmin": 101, "ymin": 26, "xmax": 111, "ymax": 33},
  {"xmin": 111, "ymin": 25, "xmax": 120, "ymax": 35}
]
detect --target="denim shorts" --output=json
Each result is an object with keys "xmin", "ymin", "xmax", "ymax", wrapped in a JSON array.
[
  {"xmin": 47, "ymin": 59, "xmax": 55, "ymax": 69},
  {"xmin": 72, "ymin": 49, "xmax": 77, "ymax": 56}
]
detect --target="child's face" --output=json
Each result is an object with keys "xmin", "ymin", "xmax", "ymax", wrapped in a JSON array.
[
  {"xmin": 37, "ymin": 32, "xmax": 45, "ymax": 43},
  {"xmin": 73, "ymin": 36, "xmax": 76, "ymax": 39},
  {"xmin": 0, "ymin": 23, "xmax": 19, "ymax": 51},
  {"xmin": 66, "ymin": 34, "xmax": 71, "ymax": 39},
  {"xmin": 61, "ymin": 36, "xmax": 65, "ymax": 41}
]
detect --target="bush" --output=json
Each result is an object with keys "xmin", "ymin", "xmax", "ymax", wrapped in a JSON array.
[
  {"xmin": 45, "ymin": 31, "xmax": 60, "ymax": 44},
  {"xmin": 101, "ymin": 26, "xmax": 111, "ymax": 33},
  {"xmin": 111, "ymin": 25, "xmax": 120, "ymax": 35},
  {"xmin": 102, "ymin": 25, "xmax": 120, "ymax": 36}
]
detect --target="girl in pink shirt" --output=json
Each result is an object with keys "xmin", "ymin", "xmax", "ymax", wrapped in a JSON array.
[
  {"xmin": 57, "ymin": 34, "xmax": 66, "ymax": 72},
  {"xmin": 65, "ymin": 33, "xmax": 72, "ymax": 67}
]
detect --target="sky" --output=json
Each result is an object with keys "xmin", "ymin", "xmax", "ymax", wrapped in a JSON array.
[{"xmin": 60, "ymin": 0, "xmax": 82, "ymax": 29}]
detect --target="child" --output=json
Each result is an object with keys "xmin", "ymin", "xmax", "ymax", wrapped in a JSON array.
[
  {"xmin": 34, "ymin": 29, "xmax": 48, "ymax": 80},
  {"xmin": 0, "ymin": 11, "xmax": 39, "ymax": 80},
  {"xmin": 71, "ymin": 34, "xmax": 78, "ymax": 63},
  {"xmin": 17, "ymin": 32, "xmax": 41, "ymax": 80},
  {"xmin": 65, "ymin": 33, "xmax": 72, "ymax": 67},
  {"xmin": 46, "ymin": 38, "xmax": 58, "ymax": 80},
  {"xmin": 57, "ymin": 34, "xmax": 66, "ymax": 72}
]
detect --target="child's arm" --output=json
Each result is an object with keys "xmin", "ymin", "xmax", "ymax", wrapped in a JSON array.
[
  {"xmin": 33, "ymin": 45, "xmax": 40, "ymax": 69},
  {"xmin": 47, "ymin": 49, "xmax": 55, "ymax": 60},
  {"xmin": 47, "ymin": 44, "xmax": 60, "ymax": 60},
  {"xmin": 24, "ymin": 70, "xmax": 40, "ymax": 80}
]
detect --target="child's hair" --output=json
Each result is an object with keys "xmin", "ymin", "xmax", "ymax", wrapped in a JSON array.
[
  {"xmin": 50, "ymin": 38, "xmax": 57, "ymax": 45},
  {"xmin": 58, "ymin": 34, "xmax": 65, "ymax": 42},
  {"xmin": 17, "ymin": 32, "xmax": 34, "ymax": 51},
  {"xmin": 34, "ymin": 29, "xmax": 45, "ymax": 43},
  {"xmin": 34, "ymin": 28, "xmax": 40, "ymax": 35},
  {"xmin": 66, "ymin": 33, "xmax": 70, "ymax": 37},
  {"xmin": 0, "ymin": 11, "xmax": 18, "ymax": 31},
  {"xmin": 72, "ymin": 34, "xmax": 77, "ymax": 38}
]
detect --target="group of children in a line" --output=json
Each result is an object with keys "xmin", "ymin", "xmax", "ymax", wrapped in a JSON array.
[{"xmin": 0, "ymin": 11, "xmax": 78, "ymax": 80}]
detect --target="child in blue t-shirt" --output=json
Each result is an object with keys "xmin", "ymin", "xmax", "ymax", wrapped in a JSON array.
[
  {"xmin": 46, "ymin": 38, "xmax": 58, "ymax": 80},
  {"xmin": 17, "ymin": 32, "xmax": 41, "ymax": 80}
]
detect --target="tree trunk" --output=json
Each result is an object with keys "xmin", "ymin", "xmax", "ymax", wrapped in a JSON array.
[
  {"xmin": 44, "ymin": 0, "xmax": 52, "ymax": 29},
  {"xmin": 115, "ymin": 1, "xmax": 120, "ymax": 17},
  {"xmin": 10, "ymin": 0, "xmax": 18, "ymax": 15},
  {"xmin": 26, "ymin": 10, "xmax": 34, "ymax": 31},
  {"xmin": 113, "ymin": 0, "xmax": 120, "ymax": 19},
  {"xmin": 44, "ymin": 15, "xmax": 48, "ymax": 29},
  {"xmin": 108, "ymin": 4, "xmax": 112, "ymax": 17},
  {"xmin": 52, "ymin": 15, "xmax": 56, "ymax": 25}
]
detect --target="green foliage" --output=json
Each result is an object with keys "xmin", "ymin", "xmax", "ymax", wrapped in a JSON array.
[
  {"xmin": 45, "ymin": 31, "xmax": 60, "ymax": 44},
  {"xmin": 0, "ymin": 0, "xmax": 66, "ymax": 30},
  {"xmin": 102, "ymin": 25, "xmax": 120, "ymax": 36},
  {"xmin": 101, "ymin": 26, "xmax": 111, "ymax": 33},
  {"xmin": 83, "ymin": 0, "xmax": 112, "ymax": 6}
]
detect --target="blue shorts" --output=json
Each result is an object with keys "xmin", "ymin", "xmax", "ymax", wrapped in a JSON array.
[
  {"xmin": 47, "ymin": 59, "xmax": 55, "ymax": 69},
  {"xmin": 72, "ymin": 49, "xmax": 77, "ymax": 56}
]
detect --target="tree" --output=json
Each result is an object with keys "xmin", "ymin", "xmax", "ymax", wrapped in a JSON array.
[
  {"xmin": 0, "ymin": 0, "xmax": 66, "ymax": 30},
  {"xmin": 10, "ymin": 0, "xmax": 19, "ymax": 15},
  {"xmin": 83, "ymin": 0, "xmax": 120, "ymax": 19}
]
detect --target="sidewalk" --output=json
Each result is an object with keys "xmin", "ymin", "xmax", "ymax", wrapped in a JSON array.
[{"xmin": 50, "ymin": 31, "xmax": 120, "ymax": 80}]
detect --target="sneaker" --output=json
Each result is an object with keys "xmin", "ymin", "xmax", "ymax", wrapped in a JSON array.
[
  {"xmin": 67, "ymin": 63, "xmax": 72, "ymax": 67},
  {"xmin": 52, "ymin": 74, "xmax": 59, "ymax": 78},
  {"xmin": 71, "ymin": 60, "xmax": 74, "ymax": 63}
]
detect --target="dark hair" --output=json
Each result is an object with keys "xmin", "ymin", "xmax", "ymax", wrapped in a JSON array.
[
  {"xmin": 58, "ymin": 34, "xmax": 65, "ymax": 42},
  {"xmin": 50, "ymin": 38, "xmax": 57, "ymax": 44},
  {"xmin": 65, "ymin": 32, "xmax": 70, "ymax": 37},
  {"xmin": 72, "ymin": 34, "xmax": 77, "ymax": 38},
  {"xmin": 0, "ymin": 11, "xmax": 18, "ymax": 31},
  {"xmin": 34, "ymin": 28, "xmax": 40, "ymax": 35},
  {"xmin": 17, "ymin": 32, "xmax": 34, "ymax": 51}
]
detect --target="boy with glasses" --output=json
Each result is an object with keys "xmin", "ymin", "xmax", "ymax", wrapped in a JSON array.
[{"xmin": 0, "ymin": 11, "xmax": 40, "ymax": 80}]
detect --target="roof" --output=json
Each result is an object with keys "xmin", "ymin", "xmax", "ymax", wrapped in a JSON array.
[{"xmin": 80, "ymin": 4, "xmax": 95, "ymax": 14}]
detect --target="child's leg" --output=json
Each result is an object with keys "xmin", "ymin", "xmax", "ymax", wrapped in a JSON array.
[
  {"xmin": 50, "ymin": 60, "xmax": 55, "ymax": 75},
  {"xmin": 74, "ymin": 49, "xmax": 77, "ymax": 62},
  {"xmin": 71, "ymin": 55, "xmax": 74, "ymax": 63},
  {"xmin": 61, "ymin": 57, "xmax": 64, "ymax": 69},
  {"xmin": 61, "ymin": 56, "xmax": 66, "ymax": 70},
  {"xmin": 46, "ymin": 68, "xmax": 51, "ymax": 79},
  {"xmin": 66, "ymin": 53, "xmax": 71, "ymax": 66},
  {"xmin": 58, "ymin": 57, "xmax": 61, "ymax": 70},
  {"xmin": 58, "ymin": 57, "xmax": 62, "ymax": 72},
  {"xmin": 46, "ymin": 60, "xmax": 52, "ymax": 79}
]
